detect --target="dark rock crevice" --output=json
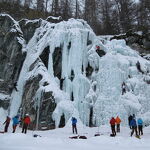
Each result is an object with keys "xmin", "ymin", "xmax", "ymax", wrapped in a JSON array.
[
  {"xmin": 0, "ymin": 99, "xmax": 10, "ymax": 110},
  {"xmin": 39, "ymin": 46, "xmax": 50, "ymax": 69},
  {"xmin": 52, "ymin": 46, "xmax": 62, "ymax": 80},
  {"xmin": 86, "ymin": 63, "xmax": 93, "ymax": 77},
  {"xmin": 59, "ymin": 113, "xmax": 65, "ymax": 128}
]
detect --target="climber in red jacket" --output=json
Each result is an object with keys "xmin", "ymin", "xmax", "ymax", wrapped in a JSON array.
[
  {"xmin": 22, "ymin": 114, "xmax": 31, "ymax": 134},
  {"xmin": 110, "ymin": 117, "xmax": 116, "ymax": 136}
]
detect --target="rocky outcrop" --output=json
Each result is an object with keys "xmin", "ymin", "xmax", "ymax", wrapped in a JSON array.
[
  {"xmin": 111, "ymin": 30, "xmax": 150, "ymax": 54},
  {"xmin": 0, "ymin": 93, "xmax": 10, "ymax": 110},
  {"xmin": 20, "ymin": 58, "xmax": 57, "ymax": 130},
  {"xmin": 0, "ymin": 14, "xmax": 26, "ymax": 96},
  {"xmin": 20, "ymin": 72, "xmax": 56, "ymax": 130},
  {"xmin": 39, "ymin": 46, "xmax": 50, "ymax": 69},
  {"xmin": 46, "ymin": 16, "xmax": 63, "ymax": 23},
  {"xmin": 19, "ymin": 19, "xmax": 42, "ymax": 43}
]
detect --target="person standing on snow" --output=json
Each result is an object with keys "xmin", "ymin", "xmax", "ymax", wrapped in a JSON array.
[
  {"xmin": 130, "ymin": 116, "xmax": 138, "ymax": 137},
  {"xmin": 115, "ymin": 116, "xmax": 121, "ymax": 132},
  {"xmin": 71, "ymin": 117, "xmax": 78, "ymax": 134},
  {"xmin": 137, "ymin": 118, "xmax": 143, "ymax": 135},
  {"xmin": 22, "ymin": 114, "xmax": 31, "ymax": 134},
  {"xmin": 3, "ymin": 116, "xmax": 11, "ymax": 132},
  {"xmin": 110, "ymin": 117, "xmax": 116, "ymax": 136},
  {"xmin": 12, "ymin": 115, "xmax": 19, "ymax": 133},
  {"xmin": 128, "ymin": 115, "xmax": 133, "ymax": 129}
]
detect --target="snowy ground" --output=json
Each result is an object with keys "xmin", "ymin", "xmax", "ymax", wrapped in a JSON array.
[{"xmin": 0, "ymin": 124, "xmax": 150, "ymax": 150}]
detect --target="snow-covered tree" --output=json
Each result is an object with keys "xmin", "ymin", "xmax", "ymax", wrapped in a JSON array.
[{"xmin": 37, "ymin": 0, "xmax": 44, "ymax": 11}]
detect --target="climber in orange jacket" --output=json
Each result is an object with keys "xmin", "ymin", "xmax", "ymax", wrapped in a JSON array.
[{"xmin": 116, "ymin": 116, "xmax": 121, "ymax": 132}]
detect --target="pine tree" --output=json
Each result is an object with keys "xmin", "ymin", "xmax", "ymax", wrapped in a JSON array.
[
  {"xmin": 60, "ymin": 0, "xmax": 72, "ymax": 20},
  {"xmin": 75, "ymin": 0, "xmax": 80, "ymax": 19},
  {"xmin": 84, "ymin": 0, "xmax": 98, "ymax": 31},
  {"xmin": 137, "ymin": 0, "xmax": 150, "ymax": 32},
  {"xmin": 51, "ymin": 0, "xmax": 60, "ymax": 16},
  {"xmin": 114, "ymin": 0, "xmax": 135, "ymax": 33},
  {"xmin": 101, "ymin": 0, "xmax": 114, "ymax": 34},
  {"xmin": 37, "ymin": 0, "xmax": 44, "ymax": 11},
  {"xmin": 24, "ymin": 0, "xmax": 31, "ymax": 7}
]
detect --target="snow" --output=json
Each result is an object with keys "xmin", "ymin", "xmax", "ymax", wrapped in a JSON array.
[
  {"xmin": 0, "ymin": 125, "xmax": 150, "ymax": 150},
  {"xmin": 0, "ymin": 108, "xmax": 7, "ymax": 123},
  {"xmin": 0, "ymin": 93, "xmax": 10, "ymax": 100},
  {"xmin": 134, "ymin": 0, "xmax": 140, "ymax": 3}
]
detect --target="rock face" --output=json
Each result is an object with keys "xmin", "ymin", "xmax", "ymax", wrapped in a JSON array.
[
  {"xmin": 19, "ymin": 19, "xmax": 42, "ymax": 43},
  {"xmin": 20, "ymin": 74, "xmax": 56, "ymax": 130},
  {"xmin": 0, "ymin": 15, "xmax": 58, "ymax": 130},
  {"xmin": 19, "ymin": 57, "xmax": 57, "ymax": 130},
  {"xmin": 0, "ymin": 14, "xmax": 26, "ymax": 97},
  {"xmin": 0, "ymin": 93, "xmax": 9, "ymax": 110}
]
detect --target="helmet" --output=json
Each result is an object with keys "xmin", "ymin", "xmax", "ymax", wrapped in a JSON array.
[
  {"xmin": 25, "ymin": 114, "xmax": 29, "ymax": 116},
  {"xmin": 96, "ymin": 45, "xmax": 100, "ymax": 49}
]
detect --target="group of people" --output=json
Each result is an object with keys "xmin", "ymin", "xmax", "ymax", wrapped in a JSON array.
[
  {"xmin": 3, "ymin": 114, "xmax": 31, "ymax": 134},
  {"xmin": 109, "ymin": 114, "xmax": 144, "ymax": 137},
  {"xmin": 110, "ymin": 116, "xmax": 121, "ymax": 136},
  {"xmin": 128, "ymin": 114, "xmax": 143, "ymax": 136},
  {"xmin": 71, "ymin": 115, "xmax": 144, "ymax": 137},
  {"xmin": 3, "ymin": 114, "xmax": 144, "ymax": 137}
]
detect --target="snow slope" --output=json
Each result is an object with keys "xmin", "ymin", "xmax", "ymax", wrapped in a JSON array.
[{"xmin": 0, "ymin": 125, "xmax": 150, "ymax": 150}]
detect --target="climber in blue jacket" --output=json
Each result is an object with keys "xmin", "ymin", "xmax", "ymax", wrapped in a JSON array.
[
  {"xmin": 130, "ymin": 116, "xmax": 138, "ymax": 137},
  {"xmin": 137, "ymin": 118, "xmax": 143, "ymax": 135},
  {"xmin": 12, "ymin": 115, "xmax": 19, "ymax": 133},
  {"xmin": 71, "ymin": 117, "xmax": 78, "ymax": 134}
]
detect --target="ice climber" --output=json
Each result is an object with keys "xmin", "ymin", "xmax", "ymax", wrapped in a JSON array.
[
  {"xmin": 115, "ymin": 116, "xmax": 121, "ymax": 132},
  {"xmin": 122, "ymin": 82, "xmax": 126, "ymax": 95},
  {"xmin": 12, "ymin": 115, "xmax": 19, "ymax": 133},
  {"xmin": 13, "ymin": 81, "xmax": 18, "ymax": 91},
  {"xmin": 95, "ymin": 45, "xmax": 106, "ymax": 57},
  {"xmin": 130, "ymin": 116, "xmax": 138, "ymax": 137},
  {"xmin": 128, "ymin": 115, "xmax": 133, "ymax": 129},
  {"xmin": 137, "ymin": 118, "xmax": 143, "ymax": 135},
  {"xmin": 110, "ymin": 117, "xmax": 116, "ymax": 136},
  {"xmin": 71, "ymin": 117, "xmax": 78, "ymax": 134},
  {"xmin": 22, "ymin": 114, "xmax": 31, "ymax": 134},
  {"xmin": 3, "ymin": 116, "xmax": 11, "ymax": 132}
]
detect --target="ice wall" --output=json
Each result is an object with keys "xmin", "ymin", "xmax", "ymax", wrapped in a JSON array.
[{"xmin": 7, "ymin": 16, "xmax": 150, "ymax": 127}]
